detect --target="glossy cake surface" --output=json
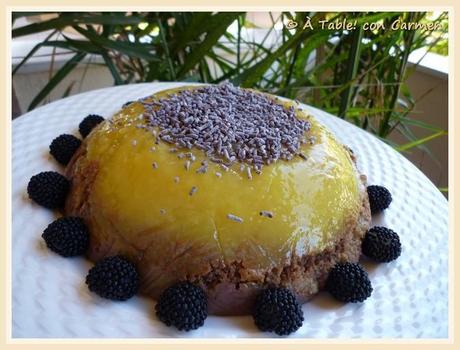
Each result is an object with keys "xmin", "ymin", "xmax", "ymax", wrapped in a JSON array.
[{"xmin": 65, "ymin": 85, "xmax": 370, "ymax": 315}]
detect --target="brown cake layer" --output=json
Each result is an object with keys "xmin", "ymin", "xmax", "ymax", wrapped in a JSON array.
[
  {"xmin": 65, "ymin": 142, "xmax": 370, "ymax": 315},
  {"xmin": 196, "ymin": 186, "xmax": 370, "ymax": 315}
]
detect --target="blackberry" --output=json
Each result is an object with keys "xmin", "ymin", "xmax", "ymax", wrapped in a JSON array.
[
  {"xmin": 42, "ymin": 217, "xmax": 89, "ymax": 257},
  {"xmin": 155, "ymin": 282, "xmax": 208, "ymax": 331},
  {"xmin": 122, "ymin": 101, "xmax": 134, "ymax": 108},
  {"xmin": 253, "ymin": 287, "xmax": 304, "ymax": 336},
  {"xmin": 79, "ymin": 114, "xmax": 104, "ymax": 138},
  {"xmin": 86, "ymin": 256, "xmax": 139, "ymax": 301},
  {"xmin": 49, "ymin": 134, "xmax": 82, "ymax": 165},
  {"xmin": 362, "ymin": 226, "xmax": 401, "ymax": 262},
  {"xmin": 326, "ymin": 262, "xmax": 373, "ymax": 303},
  {"xmin": 367, "ymin": 185, "xmax": 392, "ymax": 214},
  {"xmin": 27, "ymin": 171, "xmax": 70, "ymax": 209}
]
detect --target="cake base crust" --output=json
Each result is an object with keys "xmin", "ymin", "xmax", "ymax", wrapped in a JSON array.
[
  {"xmin": 196, "ymin": 186, "xmax": 370, "ymax": 315},
  {"xmin": 66, "ymin": 142, "xmax": 370, "ymax": 315}
]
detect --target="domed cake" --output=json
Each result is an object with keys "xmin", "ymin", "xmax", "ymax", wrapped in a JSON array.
[{"xmin": 64, "ymin": 83, "xmax": 371, "ymax": 315}]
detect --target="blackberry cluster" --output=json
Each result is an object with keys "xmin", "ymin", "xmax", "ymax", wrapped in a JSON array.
[
  {"xmin": 79, "ymin": 114, "xmax": 104, "ymax": 138},
  {"xmin": 86, "ymin": 256, "xmax": 139, "ymax": 301},
  {"xmin": 155, "ymin": 282, "xmax": 208, "ymax": 331},
  {"xmin": 362, "ymin": 226, "xmax": 401, "ymax": 262},
  {"xmin": 253, "ymin": 287, "xmax": 304, "ymax": 336},
  {"xmin": 49, "ymin": 134, "xmax": 81, "ymax": 165},
  {"xmin": 367, "ymin": 185, "xmax": 392, "ymax": 214},
  {"xmin": 326, "ymin": 262, "xmax": 373, "ymax": 303},
  {"xmin": 27, "ymin": 171, "xmax": 70, "ymax": 209},
  {"xmin": 42, "ymin": 217, "xmax": 89, "ymax": 257}
]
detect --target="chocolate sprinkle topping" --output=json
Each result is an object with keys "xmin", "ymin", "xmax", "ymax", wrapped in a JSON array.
[
  {"xmin": 189, "ymin": 186, "xmax": 197, "ymax": 196},
  {"xmin": 260, "ymin": 210, "xmax": 274, "ymax": 218},
  {"xmin": 227, "ymin": 214, "xmax": 244, "ymax": 223},
  {"xmin": 141, "ymin": 83, "xmax": 311, "ymax": 170}
]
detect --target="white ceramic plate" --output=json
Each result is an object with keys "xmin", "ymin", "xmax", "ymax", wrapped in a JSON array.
[{"xmin": 12, "ymin": 83, "xmax": 449, "ymax": 338}]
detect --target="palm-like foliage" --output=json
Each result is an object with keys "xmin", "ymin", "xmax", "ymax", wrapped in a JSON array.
[{"xmin": 12, "ymin": 11, "xmax": 448, "ymax": 154}]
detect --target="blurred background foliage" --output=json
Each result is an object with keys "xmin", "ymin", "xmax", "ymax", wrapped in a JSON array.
[{"xmin": 12, "ymin": 11, "xmax": 448, "ymax": 156}]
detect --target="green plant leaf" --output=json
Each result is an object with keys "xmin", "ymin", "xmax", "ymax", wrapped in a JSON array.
[
  {"xmin": 392, "ymin": 114, "xmax": 445, "ymax": 133},
  {"xmin": 396, "ymin": 122, "xmax": 439, "ymax": 164},
  {"xmin": 61, "ymin": 81, "xmax": 76, "ymax": 98},
  {"xmin": 13, "ymin": 13, "xmax": 145, "ymax": 37},
  {"xmin": 73, "ymin": 25, "xmax": 159, "ymax": 61},
  {"xmin": 12, "ymin": 29, "xmax": 57, "ymax": 75},
  {"xmin": 177, "ymin": 13, "xmax": 241, "ymax": 78},
  {"xmin": 232, "ymin": 13, "xmax": 345, "ymax": 88},
  {"xmin": 61, "ymin": 35, "xmax": 101, "ymax": 53},
  {"xmin": 28, "ymin": 52, "xmax": 86, "ymax": 111},
  {"xmin": 232, "ymin": 30, "xmax": 306, "ymax": 87},
  {"xmin": 41, "ymin": 39, "xmax": 99, "ymax": 54},
  {"xmin": 156, "ymin": 16, "xmax": 176, "ymax": 80},
  {"xmin": 171, "ymin": 12, "xmax": 218, "ymax": 53},
  {"xmin": 378, "ymin": 12, "xmax": 425, "ymax": 137},
  {"xmin": 12, "ymin": 16, "xmax": 68, "ymax": 37},
  {"xmin": 100, "ymin": 51, "xmax": 124, "ymax": 85},
  {"xmin": 396, "ymin": 130, "xmax": 447, "ymax": 152},
  {"xmin": 338, "ymin": 24, "xmax": 363, "ymax": 119},
  {"xmin": 325, "ymin": 106, "xmax": 394, "ymax": 117}
]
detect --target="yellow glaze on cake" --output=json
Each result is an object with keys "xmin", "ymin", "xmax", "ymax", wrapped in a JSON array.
[
  {"xmin": 65, "ymin": 87, "xmax": 370, "ymax": 315},
  {"xmin": 83, "ymin": 87, "xmax": 359, "ymax": 263}
]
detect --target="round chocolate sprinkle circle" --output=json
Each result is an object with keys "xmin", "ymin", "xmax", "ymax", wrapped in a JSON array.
[{"xmin": 141, "ymin": 83, "xmax": 311, "ymax": 170}]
